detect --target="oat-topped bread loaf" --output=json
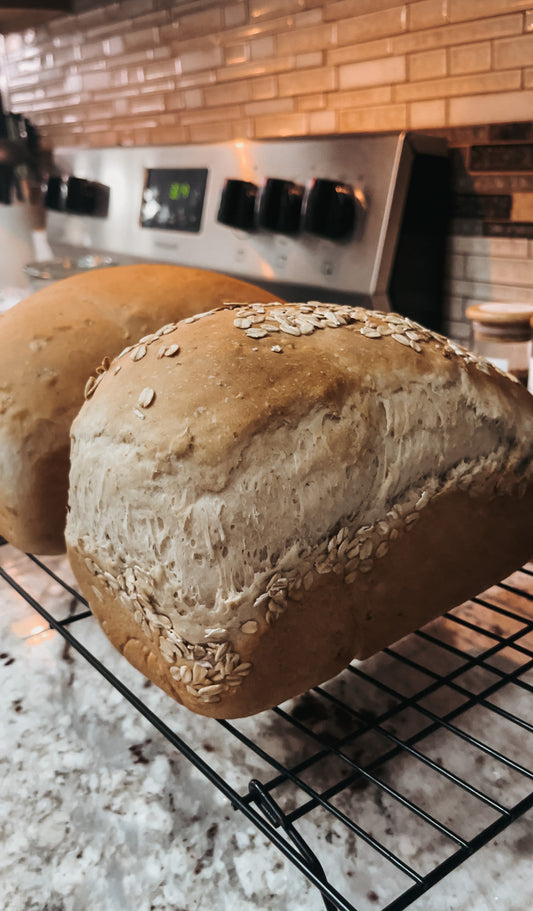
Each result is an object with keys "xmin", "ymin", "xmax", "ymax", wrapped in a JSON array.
[
  {"xmin": 0, "ymin": 264, "xmax": 280, "ymax": 555},
  {"xmin": 65, "ymin": 302, "xmax": 533, "ymax": 718}
]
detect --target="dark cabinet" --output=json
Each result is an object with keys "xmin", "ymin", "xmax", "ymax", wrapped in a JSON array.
[{"xmin": 0, "ymin": 2, "xmax": 73, "ymax": 34}]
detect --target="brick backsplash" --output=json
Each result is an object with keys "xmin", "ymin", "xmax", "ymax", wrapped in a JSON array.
[
  {"xmin": 1, "ymin": 0, "xmax": 532, "ymax": 339},
  {"xmin": 2, "ymin": 0, "xmax": 533, "ymax": 148},
  {"xmin": 436, "ymin": 122, "xmax": 533, "ymax": 341}
]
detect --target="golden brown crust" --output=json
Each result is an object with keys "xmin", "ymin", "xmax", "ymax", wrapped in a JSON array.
[
  {"xmin": 0, "ymin": 264, "xmax": 281, "ymax": 554},
  {"xmin": 65, "ymin": 302, "xmax": 533, "ymax": 718},
  {"xmin": 67, "ymin": 488, "xmax": 533, "ymax": 718}
]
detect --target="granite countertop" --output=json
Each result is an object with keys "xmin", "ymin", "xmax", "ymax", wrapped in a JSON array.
[{"xmin": 1, "ymin": 541, "xmax": 532, "ymax": 911}]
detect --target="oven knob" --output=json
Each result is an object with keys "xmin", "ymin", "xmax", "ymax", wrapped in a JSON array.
[
  {"xmin": 303, "ymin": 178, "xmax": 356, "ymax": 240},
  {"xmin": 217, "ymin": 178, "xmax": 258, "ymax": 230},
  {"xmin": 256, "ymin": 178, "xmax": 304, "ymax": 234}
]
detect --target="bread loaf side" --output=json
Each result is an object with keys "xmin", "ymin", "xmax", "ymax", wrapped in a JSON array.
[
  {"xmin": 0, "ymin": 264, "xmax": 280, "ymax": 554},
  {"xmin": 65, "ymin": 303, "xmax": 533, "ymax": 717}
]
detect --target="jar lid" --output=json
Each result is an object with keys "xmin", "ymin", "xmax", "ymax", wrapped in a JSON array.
[{"xmin": 465, "ymin": 302, "xmax": 533, "ymax": 325}]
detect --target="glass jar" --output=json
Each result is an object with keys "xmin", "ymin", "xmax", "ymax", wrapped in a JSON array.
[
  {"xmin": 465, "ymin": 302, "xmax": 533, "ymax": 389},
  {"xmin": 24, "ymin": 254, "xmax": 118, "ymax": 291}
]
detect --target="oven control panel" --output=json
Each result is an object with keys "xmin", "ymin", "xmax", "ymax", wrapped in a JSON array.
[{"xmin": 47, "ymin": 133, "xmax": 446, "ymax": 304}]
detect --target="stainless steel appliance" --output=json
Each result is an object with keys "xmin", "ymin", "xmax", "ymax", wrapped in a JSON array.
[{"xmin": 46, "ymin": 132, "xmax": 449, "ymax": 330}]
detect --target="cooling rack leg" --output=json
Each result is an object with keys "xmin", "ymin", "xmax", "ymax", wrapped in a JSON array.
[{"xmin": 248, "ymin": 779, "xmax": 338, "ymax": 911}]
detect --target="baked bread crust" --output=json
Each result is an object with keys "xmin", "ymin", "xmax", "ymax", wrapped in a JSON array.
[
  {"xmin": 65, "ymin": 303, "xmax": 533, "ymax": 717},
  {"xmin": 0, "ymin": 264, "xmax": 280, "ymax": 554}
]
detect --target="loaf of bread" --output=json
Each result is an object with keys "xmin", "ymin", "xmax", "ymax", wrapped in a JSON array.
[
  {"xmin": 65, "ymin": 302, "xmax": 533, "ymax": 718},
  {"xmin": 0, "ymin": 264, "xmax": 281, "ymax": 555}
]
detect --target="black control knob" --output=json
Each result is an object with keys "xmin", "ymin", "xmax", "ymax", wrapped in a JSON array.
[
  {"xmin": 303, "ymin": 178, "xmax": 356, "ymax": 240},
  {"xmin": 65, "ymin": 177, "xmax": 110, "ymax": 217},
  {"xmin": 256, "ymin": 178, "xmax": 304, "ymax": 234},
  {"xmin": 44, "ymin": 175, "xmax": 66, "ymax": 212},
  {"xmin": 217, "ymin": 178, "xmax": 258, "ymax": 230}
]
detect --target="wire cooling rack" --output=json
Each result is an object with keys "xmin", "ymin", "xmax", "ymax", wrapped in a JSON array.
[{"xmin": 1, "ymin": 536, "xmax": 532, "ymax": 911}]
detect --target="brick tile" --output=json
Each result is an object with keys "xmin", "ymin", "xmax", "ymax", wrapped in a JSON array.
[
  {"xmin": 295, "ymin": 52, "xmax": 324, "ymax": 69},
  {"xmin": 395, "ymin": 70, "xmax": 520, "ymax": 103},
  {"xmin": 278, "ymin": 66, "xmax": 336, "ymax": 97},
  {"xmin": 327, "ymin": 37, "xmax": 392, "ymax": 66},
  {"xmin": 408, "ymin": 0, "xmax": 449, "ymax": 30},
  {"xmin": 215, "ymin": 56, "xmax": 294, "ymax": 81},
  {"xmin": 449, "ymin": 0, "xmax": 533, "ymax": 22},
  {"xmin": 450, "ymin": 277, "xmax": 533, "ymax": 303},
  {"xmin": 392, "ymin": 14, "xmax": 522, "ymax": 54},
  {"xmin": 215, "ymin": 13, "xmax": 295, "ymax": 44},
  {"xmin": 328, "ymin": 85, "xmax": 392, "ymax": 109},
  {"xmin": 512, "ymin": 194, "xmax": 533, "ymax": 223},
  {"xmin": 449, "ymin": 89, "xmax": 533, "ymax": 126},
  {"xmin": 296, "ymin": 92, "xmax": 327, "ymax": 111},
  {"xmin": 250, "ymin": 36, "xmax": 276, "ymax": 59},
  {"xmin": 81, "ymin": 70, "xmax": 113, "ymax": 91},
  {"xmin": 143, "ymin": 59, "xmax": 180, "ymax": 81},
  {"xmin": 254, "ymin": 110, "xmax": 308, "ymax": 138},
  {"xmin": 485, "ymin": 222, "xmax": 533, "ymax": 238},
  {"xmin": 277, "ymin": 23, "xmax": 336, "ymax": 57},
  {"xmin": 408, "ymin": 48, "xmax": 447, "ymax": 82},
  {"xmin": 494, "ymin": 35, "xmax": 533, "ymax": 70},
  {"xmin": 489, "ymin": 123, "xmax": 533, "ymax": 143},
  {"xmin": 180, "ymin": 105, "xmax": 243, "ymax": 125},
  {"xmin": 204, "ymin": 79, "xmax": 251, "ymax": 106},
  {"xmin": 470, "ymin": 144, "xmax": 533, "ymax": 172},
  {"xmin": 456, "ymin": 173, "xmax": 533, "ymax": 195},
  {"xmin": 177, "ymin": 8, "xmax": 223, "ymax": 39},
  {"xmin": 183, "ymin": 88, "xmax": 203, "ymax": 109},
  {"xmin": 449, "ymin": 42, "xmax": 491, "ymax": 75},
  {"xmin": 249, "ymin": 0, "xmax": 304, "ymax": 18},
  {"xmin": 249, "ymin": 75, "xmax": 278, "ymax": 100},
  {"xmin": 339, "ymin": 54, "xmax": 406, "ymax": 89},
  {"xmin": 409, "ymin": 98, "xmax": 447, "ymax": 129},
  {"xmin": 87, "ymin": 130, "xmax": 120, "ymax": 147},
  {"xmin": 189, "ymin": 120, "xmax": 235, "ymax": 143},
  {"xmin": 336, "ymin": 5, "xmax": 406, "ymax": 46},
  {"xmin": 244, "ymin": 97, "xmax": 294, "ymax": 116},
  {"xmin": 453, "ymin": 194, "xmax": 511, "ymax": 220},
  {"xmin": 324, "ymin": 0, "xmax": 407, "ymax": 19},
  {"xmin": 10, "ymin": 89, "xmax": 46, "ymax": 106},
  {"xmin": 146, "ymin": 124, "xmax": 189, "ymax": 144},
  {"xmin": 293, "ymin": 9, "xmax": 325, "ymax": 29},
  {"xmin": 466, "ymin": 254, "xmax": 533, "ymax": 285},
  {"xmin": 309, "ymin": 109, "xmax": 337, "ymax": 134},
  {"xmin": 450, "ymin": 235, "xmax": 530, "ymax": 257},
  {"xmin": 178, "ymin": 44, "xmax": 224, "ymax": 74},
  {"xmin": 230, "ymin": 118, "xmax": 255, "ymax": 140},
  {"xmin": 338, "ymin": 102, "xmax": 407, "ymax": 132},
  {"xmin": 122, "ymin": 27, "xmax": 160, "ymax": 52},
  {"xmin": 224, "ymin": 3, "xmax": 247, "ymax": 29},
  {"xmin": 224, "ymin": 43, "xmax": 249, "ymax": 66},
  {"xmin": 128, "ymin": 94, "xmax": 166, "ymax": 115},
  {"xmin": 175, "ymin": 71, "xmax": 216, "ymax": 90}
]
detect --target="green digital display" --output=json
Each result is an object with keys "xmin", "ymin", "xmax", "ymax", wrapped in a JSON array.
[
  {"xmin": 169, "ymin": 181, "xmax": 190, "ymax": 201},
  {"xmin": 141, "ymin": 168, "xmax": 208, "ymax": 233}
]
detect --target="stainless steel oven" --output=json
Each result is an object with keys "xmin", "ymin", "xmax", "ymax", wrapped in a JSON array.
[{"xmin": 45, "ymin": 131, "xmax": 450, "ymax": 331}]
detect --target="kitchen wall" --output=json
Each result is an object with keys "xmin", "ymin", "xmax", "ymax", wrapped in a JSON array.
[{"xmin": 1, "ymin": 0, "xmax": 533, "ymax": 338}]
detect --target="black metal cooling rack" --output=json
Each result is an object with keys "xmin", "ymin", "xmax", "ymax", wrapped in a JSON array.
[{"xmin": 1, "ymin": 536, "xmax": 532, "ymax": 911}]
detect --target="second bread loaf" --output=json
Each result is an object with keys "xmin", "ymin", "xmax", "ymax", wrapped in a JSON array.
[{"xmin": 0, "ymin": 264, "xmax": 280, "ymax": 554}]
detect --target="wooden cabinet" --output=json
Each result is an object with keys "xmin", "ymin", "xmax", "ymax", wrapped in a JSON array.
[{"xmin": 0, "ymin": 2, "xmax": 73, "ymax": 34}]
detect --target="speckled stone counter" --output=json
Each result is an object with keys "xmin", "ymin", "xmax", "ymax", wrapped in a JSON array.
[{"xmin": 1, "ymin": 542, "xmax": 532, "ymax": 911}]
